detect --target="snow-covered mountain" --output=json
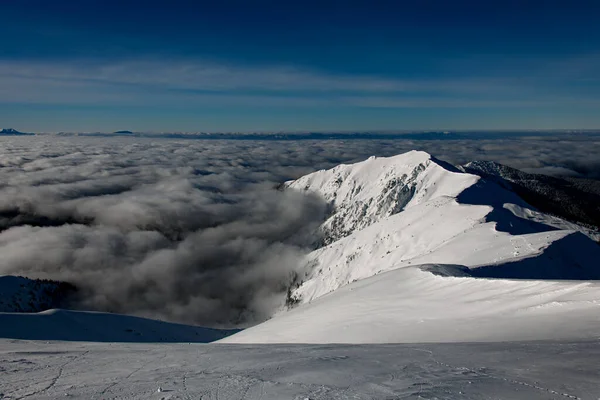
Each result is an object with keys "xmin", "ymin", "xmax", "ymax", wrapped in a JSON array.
[
  {"xmin": 0, "ymin": 128, "xmax": 33, "ymax": 135},
  {"xmin": 224, "ymin": 150, "xmax": 600, "ymax": 343},
  {"xmin": 283, "ymin": 151, "xmax": 600, "ymax": 305}
]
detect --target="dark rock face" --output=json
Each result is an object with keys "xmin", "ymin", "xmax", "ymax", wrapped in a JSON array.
[{"xmin": 312, "ymin": 161, "xmax": 428, "ymax": 247}]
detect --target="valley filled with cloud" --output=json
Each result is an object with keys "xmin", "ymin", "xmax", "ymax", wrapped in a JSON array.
[{"xmin": 0, "ymin": 134, "xmax": 598, "ymax": 328}]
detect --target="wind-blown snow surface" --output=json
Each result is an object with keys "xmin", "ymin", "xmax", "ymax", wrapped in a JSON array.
[
  {"xmin": 1, "ymin": 339, "xmax": 599, "ymax": 400},
  {"xmin": 223, "ymin": 265, "xmax": 600, "ymax": 344},
  {"xmin": 224, "ymin": 151, "xmax": 600, "ymax": 343}
]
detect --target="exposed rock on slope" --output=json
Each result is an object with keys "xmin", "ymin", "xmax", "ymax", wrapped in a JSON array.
[{"xmin": 287, "ymin": 151, "xmax": 479, "ymax": 246}]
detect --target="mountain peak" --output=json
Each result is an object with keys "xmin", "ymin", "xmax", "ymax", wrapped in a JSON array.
[{"xmin": 287, "ymin": 151, "xmax": 478, "ymax": 246}]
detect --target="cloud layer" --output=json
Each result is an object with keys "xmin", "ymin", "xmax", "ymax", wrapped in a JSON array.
[{"xmin": 0, "ymin": 135, "xmax": 598, "ymax": 327}]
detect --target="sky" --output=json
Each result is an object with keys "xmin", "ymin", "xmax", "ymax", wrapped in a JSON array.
[{"xmin": 1, "ymin": 0, "xmax": 600, "ymax": 132}]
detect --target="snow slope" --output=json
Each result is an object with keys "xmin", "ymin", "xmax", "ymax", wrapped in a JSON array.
[
  {"xmin": 0, "ymin": 276, "xmax": 234, "ymax": 343},
  {"xmin": 225, "ymin": 151, "xmax": 600, "ymax": 343},
  {"xmin": 223, "ymin": 264, "xmax": 600, "ymax": 344},
  {"xmin": 0, "ymin": 309, "xmax": 236, "ymax": 342}
]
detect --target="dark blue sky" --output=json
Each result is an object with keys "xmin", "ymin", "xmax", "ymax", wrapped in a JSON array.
[{"xmin": 1, "ymin": 0, "xmax": 599, "ymax": 131}]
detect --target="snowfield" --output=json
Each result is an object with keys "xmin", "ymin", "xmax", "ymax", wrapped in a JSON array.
[
  {"xmin": 221, "ymin": 265, "xmax": 600, "ymax": 344},
  {"xmin": 1, "ymin": 339, "xmax": 599, "ymax": 399},
  {"xmin": 2, "ymin": 150, "xmax": 600, "ymax": 399}
]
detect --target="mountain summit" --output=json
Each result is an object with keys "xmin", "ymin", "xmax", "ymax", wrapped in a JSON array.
[{"xmin": 287, "ymin": 151, "xmax": 478, "ymax": 245}]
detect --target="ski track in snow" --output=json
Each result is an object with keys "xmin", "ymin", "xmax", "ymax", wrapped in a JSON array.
[
  {"xmin": 409, "ymin": 347, "xmax": 582, "ymax": 400},
  {"xmin": 1, "ymin": 340, "xmax": 599, "ymax": 400},
  {"xmin": 94, "ymin": 350, "xmax": 166, "ymax": 399},
  {"xmin": 3, "ymin": 350, "xmax": 89, "ymax": 400}
]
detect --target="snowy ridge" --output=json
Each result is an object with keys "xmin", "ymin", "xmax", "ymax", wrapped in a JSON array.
[
  {"xmin": 283, "ymin": 151, "xmax": 600, "ymax": 306},
  {"xmin": 291, "ymin": 197, "xmax": 492, "ymax": 303},
  {"xmin": 222, "ymin": 264, "xmax": 600, "ymax": 344},
  {"xmin": 224, "ymin": 151, "xmax": 600, "ymax": 344}
]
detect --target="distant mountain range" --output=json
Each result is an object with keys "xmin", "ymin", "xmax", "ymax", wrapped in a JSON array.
[
  {"xmin": 0, "ymin": 128, "xmax": 33, "ymax": 135},
  {"xmin": 34, "ymin": 130, "xmax": 600, "ymax": 141}
]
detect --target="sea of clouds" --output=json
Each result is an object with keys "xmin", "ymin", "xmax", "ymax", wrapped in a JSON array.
[{"xmin": 0, "ymin": 134, "xmax": 598, "ymax": 327}]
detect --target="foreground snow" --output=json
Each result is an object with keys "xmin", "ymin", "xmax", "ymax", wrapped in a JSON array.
[{"xmin": 1, "ymin": 339, "xmax": 598, "ymax": 399}]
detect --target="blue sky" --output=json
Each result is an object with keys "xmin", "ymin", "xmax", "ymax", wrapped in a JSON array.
[{"xmin": 1, "ymin": 0, "xmax": 599, "ymax": 132}]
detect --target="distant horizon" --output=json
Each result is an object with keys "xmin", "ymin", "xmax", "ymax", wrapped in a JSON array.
[{"xmin": 3, "ymin": 127, "xmax": 600, "ymax": 135}]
